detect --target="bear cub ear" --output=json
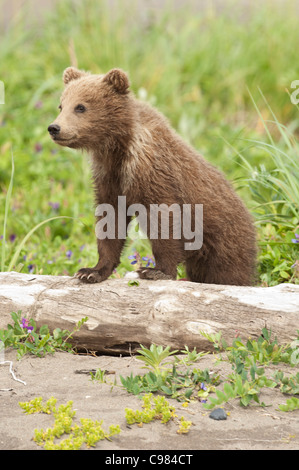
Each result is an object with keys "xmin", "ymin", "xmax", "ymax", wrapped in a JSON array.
[
  {"xmin": 103, "ymin": 68, "xmax": 130, "ymax": 94},
  {"xmin": 63, "ymin": 67, "xmax": 88, "ymax": 85}
]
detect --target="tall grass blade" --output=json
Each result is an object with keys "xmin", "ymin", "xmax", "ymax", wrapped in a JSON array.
[
  {"xmin": 1, "ymin": 150, "xmax": 14, "ymax": 272},
  {"xmin": 7, "ymin": 216, "xmax": 74, "ymax": 272}
]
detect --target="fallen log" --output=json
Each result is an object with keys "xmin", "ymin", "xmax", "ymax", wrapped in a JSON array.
[{"xmin": 0, "ymin": 272, "xmax": 298, "ymax": 355}]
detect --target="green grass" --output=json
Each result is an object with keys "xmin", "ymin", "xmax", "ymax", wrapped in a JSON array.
[{"xmin": 0, "ymin": 0, "xmax": 298, "ymax": 284}]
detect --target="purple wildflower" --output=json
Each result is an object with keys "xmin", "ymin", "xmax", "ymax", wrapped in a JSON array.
[
  {"xmin": 34, "ymin": 100, "xmax": 43, "ymax": 109},
  {"xmin": 28, "ymin": 264, "xmax": 35, "ymax": 273},
  {"xmin": 66, "ymin": 250, "xmax": 72, "ymax": 259},
  {"xmin": 9, "ymin": 234, "xmax": 16, "ymax": 242},
  {"xmin": 128, "ymin": 252, "xmax": 140, "ymax": 265},
  {"xmin": 292, "ymin": 234, "xmax": 299, "ymax": 244},
  {"xmin": 200, "ymin": 383, "xmax": 207, "ymax": 391},
  {"xmin": 49, "ymin": 202, "xmax": 60, "ymax": 211},
  {"xmin": 21, "ymin": 317, "xmax": 33, "ymax": 332},
  {"xmin": 142, "ymin": 255, "xmax": 156, "ymax": 268},
  {"xmin": 34, "ymin": 143, "xmax": 43, "ymax": 153}
]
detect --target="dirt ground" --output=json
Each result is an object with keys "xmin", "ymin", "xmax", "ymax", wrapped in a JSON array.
[{"xmin": 0, "ymin": 349, "xmax": 298, "ymax": 451}]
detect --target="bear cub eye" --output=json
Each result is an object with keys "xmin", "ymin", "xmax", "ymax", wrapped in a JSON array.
[{"xmin": 75, "ymin": 104, "xmax": 86, "ymax": 113}]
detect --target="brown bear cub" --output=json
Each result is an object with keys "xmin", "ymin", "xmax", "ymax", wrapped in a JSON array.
[{"xmin": 48, "ymin": 67, "xmax": 256, "ymax": 285}]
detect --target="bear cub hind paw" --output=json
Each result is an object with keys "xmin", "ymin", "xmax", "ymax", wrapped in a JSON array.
[{"xmin": 137, "ymin": 267, "xmax": 174, "ymax": 280}]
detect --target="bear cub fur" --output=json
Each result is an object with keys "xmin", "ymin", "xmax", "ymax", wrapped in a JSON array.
[{"xmin": 48, "ymin": 67, "xmax": 256, "ymax": 285}]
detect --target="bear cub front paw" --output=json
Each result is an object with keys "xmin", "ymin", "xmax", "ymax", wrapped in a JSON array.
[{"xmin": 75, "ymin": 268, "xmax": 105, "ymax": 283}]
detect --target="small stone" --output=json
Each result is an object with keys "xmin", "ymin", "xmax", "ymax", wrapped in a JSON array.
[{"xmin": 209, "ymin": 408, "xmax": 227, "ymax": 421}]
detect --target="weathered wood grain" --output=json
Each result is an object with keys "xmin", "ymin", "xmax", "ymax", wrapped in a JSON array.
[{"xmin": 0, "ymin": 272, "xmax": 298, "ymax": 355}]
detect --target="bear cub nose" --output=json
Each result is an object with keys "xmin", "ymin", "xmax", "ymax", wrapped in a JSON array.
[{"xmin": 48, "ymin": 124, "xmax": 61, "ymax": 136}]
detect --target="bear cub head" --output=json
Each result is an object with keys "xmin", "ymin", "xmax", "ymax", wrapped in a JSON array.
[{"xmin": 48, "ymin": 67, "xmax": 131, "ymax": 151}]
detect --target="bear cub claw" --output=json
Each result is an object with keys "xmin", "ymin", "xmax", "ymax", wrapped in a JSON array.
[{"xmin": 75, "ymin": 268, "xmax": 104, "ymax": 283}]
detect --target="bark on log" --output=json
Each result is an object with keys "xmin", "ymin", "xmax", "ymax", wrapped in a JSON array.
[{"xmin": 0, "ymin": 272, "xmax": 298, "ymax": 355}]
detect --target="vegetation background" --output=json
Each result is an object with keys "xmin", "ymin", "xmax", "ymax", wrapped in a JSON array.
[{"xmin": 0, "ymin": 0, "xmax": 298, "ymax": 285}]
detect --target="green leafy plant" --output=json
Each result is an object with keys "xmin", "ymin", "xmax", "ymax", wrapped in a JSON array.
[
  {"xmin": 118, "ymin": 344, "xmax": 180, "ymax": 395},
  {"xmin": 127, "ymin": 279, "xmax": 140, "ymax": 286},
  {"xmin": 125, "ymin": 393, "xmax": 193, "ymax": 434},
  {"xmin": 203, "ymin": 371, "xmax": 277, "ymax": 410},
  {"xmin": 119, "ymin": 366, "xmax": 216, "ymax": 402},
  {"xmin": 210, "ymin": 374, "xmax": 277, "ymax": 409},
  {"xmin": 125, "ymin": 393, "xmax": 182, "ymax": 426},
  {"xmin": 199, "ymin": 330, "xmax": 228, "ymax": 352},
  {"xmin": 257, "ymin": 227, "xmax": 299, "ymax": 285},
  {"xmin": 227, "ymin": 328, "xmax": 299, "ymax": 367},
  {"xmin": 90, "ymin": 368, "xmax": 108, "ymax": 383},
  {"xmin": 19, "ymin": 396, "xmax": 58, "ymax": 415},
  {"xmin": 136, "ymin": 344, "xmax": 179, "ymax": 374},
  {"xmin": 176, "ymin": 416, "xmax": 192, "ymax": 434},
  {"xmin": 111, "ymin": 349, "xmax": 218, "ymax": 402},
  {"xmin": 91, "ymin": 365, "xmax": 173, "ymax": 396},
  {"xmin": 175, "ymin": 346, "xmax": 210, "ymax": 365},
  {"xmin": 90, "ymin": 343, "xmax": 219, "ymax": 402},
  {"xmin": 278, "ymin": 397, "xmax": 299, "ymax": 412},
  {"xmin": 0, "ymin": 310, "xmax": 88, "ymax": 359},
  {"xmin": 200, "ymin": 328, "xmax": 298, "ymax": 410},
  {"xmin": 92, "ymin": 329, "xmax": 299, "ymax": 415},
  {"xmin": 19, "ymin": 397, "xmax": 121, "ymax": 449},
  {"xmin": 273, "ymin": 371, "xmax": 299, "ymax": 395},
  {"xmin": 201, "ymin": 327, "xmax": 299, "ymax": 367},
  {"xmin": 120, "ymin": 371, "xmax": 166, "ymax": 396},
  {"xmin": 158, "ymin": 365, "xmax": 219, "ymax": 402}
]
